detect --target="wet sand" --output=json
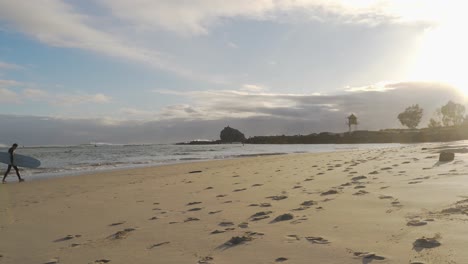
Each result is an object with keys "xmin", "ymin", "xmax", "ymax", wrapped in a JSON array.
[{"xmin": 1, "ymin": 143, "xmax": 468, "ymax": 263}]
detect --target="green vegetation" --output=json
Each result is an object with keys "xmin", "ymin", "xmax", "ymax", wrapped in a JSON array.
[{"xmin": 397, "ymin": 104, "xmax": 423, "ymax": 129}]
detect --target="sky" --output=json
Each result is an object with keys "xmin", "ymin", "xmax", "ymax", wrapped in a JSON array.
[{"xmin": 1, "ymin": 0, "xmax": 468, "ymax": 145}]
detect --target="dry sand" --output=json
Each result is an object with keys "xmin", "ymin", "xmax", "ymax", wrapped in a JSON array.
[{"xmin": 1, "ymin": 144, "xmax": 468, "ymax": 263}]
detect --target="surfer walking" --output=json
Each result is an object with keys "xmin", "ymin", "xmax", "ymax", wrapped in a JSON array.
[{"xmin": 2, "ymin": 143, "xmax": 24, "ymax": 183}]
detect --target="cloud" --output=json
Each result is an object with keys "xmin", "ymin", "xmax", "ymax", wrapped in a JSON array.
[
  {"xmin": 0, "ymin": 61, "xmax": 23, "ymax": 70},
  {"xmin": 152, "ymin": 81, "xmax": 465, "ymax": 125},
  {"xmin": 0, "ymin": 0, "xmax": 223, "ymax": 83},
  {"xmin": 0, "ymin": 85, "xmax": 112, "ymax": 105},
  {"xmin": 344, "ymin": 81, "xmax": 396, "ymax": 92},
  {"xmin": 1, "ymin": 81, "xmax": 465, "ymax": 145},
  {"xmin": 97, "ymin": 0, "xmax": 439, "ymax": 36},
  {"xmin": 0, "ymin": 79, "xmax": 23, "ymax": 88},
  {"xmin": 0, "ymin": 88, "xmax": 19, "ymax": 103},
  {"xmin": 241, "ymin": 84, "xmax": 267, "ymax": 92},
  {"xmin": 0, "ymin": 0, "xmax": 444, "ymax": 87},
  {"xmin": 51, "ymin": 92, "xmax": 110, "ymax": 105},
  {"xmin": 22, "ymin": 88, "xmax": 48, "ymax": 100}
]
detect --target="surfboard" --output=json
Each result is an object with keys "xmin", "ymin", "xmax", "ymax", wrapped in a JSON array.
[{"xmin": 0, "ymin": 152, "xmax": 41, "ymax": 168}]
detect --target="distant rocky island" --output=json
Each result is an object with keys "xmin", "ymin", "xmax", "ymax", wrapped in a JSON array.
[
  {"xmin": 176, "ymin": 126, "xmax": 246, "ymax": 145},
  {"xmin": 177, "ymin": 125, "xmax": 468, "ymax": 145}
]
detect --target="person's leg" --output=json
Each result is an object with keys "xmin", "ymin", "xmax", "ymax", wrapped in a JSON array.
[
  {"xmin": 2, "ymin": 165, "xmax": 12, "ymax": 183},
  {"xmin": 13, "ymin": 166, "xmax": 23, "ymax": 182}
]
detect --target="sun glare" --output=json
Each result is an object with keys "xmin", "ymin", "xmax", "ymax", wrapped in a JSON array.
[{"xmin": 405, "ymin": 2, "xmax": 468, "ymax": 97}]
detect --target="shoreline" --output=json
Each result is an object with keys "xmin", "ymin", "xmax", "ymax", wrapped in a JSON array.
[
  {"xmin": 6, "ymin": 152, "xmax": 294, "ymax": 182},
  {"xmin": 2, "ymin": 144, "xmax": 468, "ymax": 263},
  {"xmin": 4, "ymin": 142, "xmax": 405, "ymax": 181}
]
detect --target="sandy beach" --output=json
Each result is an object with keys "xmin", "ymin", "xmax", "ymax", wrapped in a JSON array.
[{"xmin": 1, "ymin": 144, "xmax": 468, "ymax": 263}]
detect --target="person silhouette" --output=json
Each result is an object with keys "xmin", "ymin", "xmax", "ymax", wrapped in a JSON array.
[{"xmin": 2, "ymin": 143, "xmax": 24, "ymax": 183}]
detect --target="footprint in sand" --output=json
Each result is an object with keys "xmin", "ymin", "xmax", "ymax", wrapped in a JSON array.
[
  {"xmin": 109, "ymin": 222, "xmax": 125, "ymax": 226},
  {"xmin": 353, "ymin": 190, "xmax": 369, "ymax": 195},
  {"xmin": 187, "ymin": 202, "xmax": 202, "ymax": 206},
  {"xmin": 93, "ymin": 259, "xmax": 111, "ymax": 263},
  {"xmin": 188, "ymin": 207, "xmax": 203, "ymax": 212},
  {"xmin": 353, "ymin": 252, "xmax": 386, "ymax": 261},
  {"xmin": 198, "ymin": 256, "xmax": 214, "ymax": 264},
  {"xmin": 107, "ymin": 228, "xmax": 135, "ymax": 240},
  {"xmin": 250, "ymin": 211, "xmax": 273, "ymax": 221},
  {"xmin": 320, "ymin": 190, "xmax": 338, "ymax": 196},
  {"xmin": 252, "ymin": 184, "xmax": 263, "ymax": 187},
  {"xmin": 351, "ymin": 176, "xmax": 367, "ymax": 181},
  {"xmin": 267, "ymin": 195, "xmax": 288, "ymax": 201},
  {"xmin": 54, "ymin": 234, "xmax": 81, "ymax": 242},
  {"xmin": 413, "ymin": 236, "xmax": 441, "ymax": 251},
  {"xmin": 184, "ymin": 217, "xmax": 200, "ymax": 222},
  {"xmin": 407, "ymin": 220, "xmax": 427, "ymax": 226},
  {"xmin": 148, "ymin": 241, "xmax": 170, "ymax": 249},
  {"xmin": 391, "ymin": 200, "xmax": 402, "ymax": 207},
  {"xmin": 238, "ymin": 222, "xmax": 249, "ymax": 228},
  {"xmin": 275, "ymin": 257, "xmax": 288, "ymax": 262},
  {"xmin": 285, "ymin": 234, "xmax": 300, "ymax": 241},
  {"xmin": 219, "ymin": 221, "xmax": 235, "ymax": 227},
  {"xmin": 271, "ymin": 213, "xmax": 294, "ymax": 223},
  {"xmin": 233, "ymin": 188, "xmax": 247, "ymax": 192},
  {"xmin": 44, "ymin": 259, "xmax": 60, "ymax": 264},
  {"xmin": 408, "ymin": 181, "xmax": 422, "ymax": 184},
  {"xmin": 306, "ymin": 236, "xmax": 330, "ymax": 244},
  {"xmin": 378, "ymin": 195, "xmax": 393, "ymax": 200}
]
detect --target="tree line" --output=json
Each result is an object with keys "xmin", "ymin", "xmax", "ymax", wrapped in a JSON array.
[{"xmin": 397, "ymin": 101, "xmax": 466, "ymax": 129}]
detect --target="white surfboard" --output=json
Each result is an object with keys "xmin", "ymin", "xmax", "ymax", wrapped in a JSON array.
[{"xmin": 0, "ymin": 152, "xmax": 41, "ymax": 168}]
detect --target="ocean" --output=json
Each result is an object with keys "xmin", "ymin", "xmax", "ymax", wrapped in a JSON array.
[{"xmin": 0, "ymin": 143, "xmax": 402, "ymax": 180}]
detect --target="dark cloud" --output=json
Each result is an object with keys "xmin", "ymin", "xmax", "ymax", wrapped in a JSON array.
[{"xmin": 1, "ymin": 82, "xmax": 465, "ymax": 145}]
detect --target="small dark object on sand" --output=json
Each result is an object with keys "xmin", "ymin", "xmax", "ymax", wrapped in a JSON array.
[
  {"xmin": 273, "ymin": 213, "xmax": 294, "ymax": 222},
  {"xmin": 94, "ymin": 259, "xmax": 111, "ymax": 263},
  {"xmin": 267, "ymin": 195, "xmax": 288, "ymax": 200},
  {"xmin": 275, "ymin": 257, "xmax": 288, "ymax": 262},
  {"xmin": 225, "ymin": 236, "xmax": 252, "ymax": 246},
  {"xmin": 148, "ymin": 241, "xmax": 170, "ymax": 249},
  {"xmin": 250, "ymin": 211, "xmax": 273, "ymax": 218},
  {"xmin": 413, "ymin": 237, "xmax": 441, "ymax": 249},
  {"xmin": 321, "ymin": 190, "xmax": 338, "ymax": 196},
  {"xmin": 108, "ymin": 228, "xmax": 135, "ymax": 240},
  {"xmin": 439, "ymin": 152, "xmax": 454, "ymax": 162},
  {"xmin": 305, "ymin": 236, "xmax": 330, "ymax": 244},
  {"xmin": 184, "ymin": 217, "xmax": 200, "ymax": 222},
  {"xmin": 300, "ymin": 200, "xmax": 315, "ymax": 206},
  {"xmin": 189, "ymin": 170, "xmax": 202, "ymax": 174}
]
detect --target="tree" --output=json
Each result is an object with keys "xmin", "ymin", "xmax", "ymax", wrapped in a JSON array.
[
  {"xmin": 439, "ymin": 100, "xmax": 465, "ymax": 126},
  {"xmin": 427, "ymin": 118, "xmax": 442, "ymax": 128},
  {"xmin": 397, "ymin": 104, "xmax": 423, "ymax": 129}
]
